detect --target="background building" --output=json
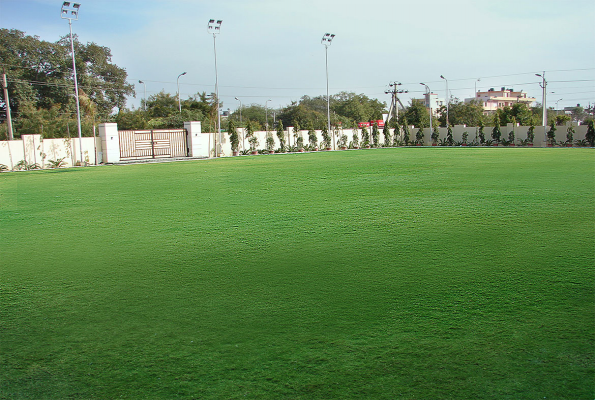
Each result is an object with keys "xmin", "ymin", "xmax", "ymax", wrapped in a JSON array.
[{"xmin": 466, "ymin": 88, "xmax": 536, "ymax": 113}]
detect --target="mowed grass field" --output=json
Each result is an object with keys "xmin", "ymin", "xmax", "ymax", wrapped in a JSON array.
[{"xmin": 1, "ymin": 148, "xmax": 594, "ymax": 399}]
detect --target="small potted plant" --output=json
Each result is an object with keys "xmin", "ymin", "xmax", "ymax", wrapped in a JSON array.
[
  {"xmin": 307, "ymin": 123, "xmax": 318, "ymax": 151},
  {"xmin": 351, "ymin": 129, "xmax": 360, "ymax": 149},
  {"xmin": 228, "ymin": 119, "xmax": 239, "ymax": 156},
  {"xmin": 431, "ymin": 126, "xmax": 439, "ymax": 146},
  {"xmin": 446, "ymin": 125, "xmax": 453, "ymax": 146},
  {"xmin": 566, "ymin": 124, "xmax": 574, "ymax": 147},
  {"xmin": 415, "ymin": 126, "xmax": 424, "ymax": 146},
  {"xmin": 293, "ymin": 122, "xmax": 305, "ymax": 152},
  {"xmin": 245, "ymin": 120, "xmax": 259, "ymax": 154},
  {"xmin": 338, "ymin": 134, "xmax": 348, "ymax": 150},
  {"xmin": 361, "ymin": 126, "xmax": 370, "ymax": 148},
  {"xmin": 266, "ymin": 135, "xmax": 275, "ymax": 153},
  {"xmin": 526, "ymin": 125, "xmax": 535, "ymax": 147},
  {"xmin": 321, "ymin": 125, "xmax": 332, "ymax": 150}
]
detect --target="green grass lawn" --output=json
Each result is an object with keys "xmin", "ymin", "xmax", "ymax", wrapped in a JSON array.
[{"xmin": 1, "ymin": 148, "xmax": 594, "ymax": 399}]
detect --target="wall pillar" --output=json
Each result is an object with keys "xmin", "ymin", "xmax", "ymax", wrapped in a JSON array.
[
  {"xmin": 184, "ymin": 121, "xmax": 208, "ymax": 158},
  {"xmin": 98, "ymin": 123, "xmax": 120, "ymax": 163}
]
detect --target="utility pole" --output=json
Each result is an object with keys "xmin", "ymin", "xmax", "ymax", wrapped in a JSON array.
[
  {"xmin": 1, "ymin": 69, "xmax": 14, "ymax": 140},
  {"xmin": 385, "ymin": 82, "xmax": 408, "ymax": 126}
]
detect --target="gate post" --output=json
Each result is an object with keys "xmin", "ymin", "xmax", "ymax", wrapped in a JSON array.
[
  {"xmin": 99, "ymin": 123, "xmax": 120, "ymax": 163},
  {"xmin": 185, "ymin": 121, "xmax": 207, "ymax": 158}
]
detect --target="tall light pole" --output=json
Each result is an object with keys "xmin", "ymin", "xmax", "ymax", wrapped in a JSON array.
[
  {"xmin": 177, "ymin": 72, "xmax": 186, "ymax": 113},
  {"xmin": 138, "ymin": 80, "xmax": 146, "ymax": 111},
  {"xmin": 440, "ymin": 75, "xmax": 449, "ymax": 126},
  {"xmin": 321, "ymin": 33, "xmax": 335, "ymax": 149},
  {"xmin": 265, "ymin": 99, "xmax": 272, "ymax": 133},
  {"xmin": 235, "ymin": 96, "xmax": 243, "ymax": 151},
  {"xmin": 536, "ymin": 72, "xmax": 547, "ymax": 129},
  {"xmin": 208, "ymin": 19, "xmax": 222, "ymax": 157},
  {"xmin": 475, "ymin": 78, "xmax": 481, "ymax": 97},
  {"xmin": 556, "ymin": 98, "xmax": 563, "ymax": 114},
  {"xmin": 420, "ymin": 83, "xmax": 432, "ymax": 131},
  {"xmin": 61, "ymin": 1, "xmax": 84, "ymax": 164}
]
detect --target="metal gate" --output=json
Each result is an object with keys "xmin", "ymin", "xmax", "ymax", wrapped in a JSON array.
[{"xmin": 118, "ymin": 129, "xmax": 188, "ymax": 160}]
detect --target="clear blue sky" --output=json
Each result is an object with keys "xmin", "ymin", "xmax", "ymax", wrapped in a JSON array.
[{"xmin": 1, "ymin": 0, "xmax": 594, "ymax": 112}]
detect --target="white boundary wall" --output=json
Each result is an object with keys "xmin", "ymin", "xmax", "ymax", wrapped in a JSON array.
[
  {"xmin": 209, "ymin": 122, "xmax": 589, "ymax": 156},
  {"xmin": 0, "ymin": 122, "xmax": 590, "ymax": 169},
  {"xmin": 0, "ymin": 134, "xmax": 100, "ymax": 170}
]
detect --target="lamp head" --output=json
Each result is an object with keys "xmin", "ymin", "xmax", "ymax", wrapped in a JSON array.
[
  {"xmin": 208, "ymin": 19, "xmax": 223, "ymax": 34},
  {"xmin": 61, "ymin": 2, "xmax": 80, "ymax": 20}
]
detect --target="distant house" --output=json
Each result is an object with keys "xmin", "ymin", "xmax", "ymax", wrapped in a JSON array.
[
  {"xmin": 412, "ymin": 93, "xmax": 445, "ymax": 116},
  {"xmin": 465, "ymin": 88, "xmax": 536, "ymax": 113}
]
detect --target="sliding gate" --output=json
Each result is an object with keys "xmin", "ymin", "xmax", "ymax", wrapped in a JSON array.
[{"xmin": 118, "ymin": 129, "xmax": 188, "ymax": 160}]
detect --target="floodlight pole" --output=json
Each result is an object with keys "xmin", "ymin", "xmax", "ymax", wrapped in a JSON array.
[
  {"xmin": 208, "ymin": 19, "xmax": 222, "ymax": 157},
  {"xmin": 322, "ymin": 33, "xmax": 335, "ymax": 150},
  {"xmin": 138, "ymin": 80, "xmax": 146, "ymax": 111},
  {"xmin": 61, "ymin": 2, "xmax": 84, "ymax": 164},
  {"xmin": 177, "ymin": 72, "xmax": 186, "ymax": 113}
]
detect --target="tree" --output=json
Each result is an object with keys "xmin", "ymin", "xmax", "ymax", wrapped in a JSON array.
[
  {"xmin": 446, "ymin": 125, "xmax": 453, "ymax": 146},
  {"xmin": 585, "ymin": 120, "xmax": 595, "ymax": 147},
  {"xmin": 547, "ymin": 121, "xmax": 557, "ymax": 145},
  {"xmin": 245, "ymin": 120, "xmax": 258, "ymax": 151},
  {"xmin": 293, "ymin": 120, "xmax": 303, "ymax": 149},
  {"xmin": 491, "ymin": 113, "xmax": 502, "ymax": 143},
  {"xmin": 228, "ymin": 118, "xmax": 239, "ymax": 153},
  {"xmin": 307, "ymin": 122, "xmax": 317, "ymax": 149},
  {"xmin": 521, "ymin": 123, "xmax": 531, "ymax": 142},
  {"xmin": 0, "ymin": 29, "xmax": 134, "ymax": 138},
  {"xmin": 405, "ymin": 99, "xmax": 430, "ymax": 129},
  {"xmin": 415, "ymin": 126, "xmax": 424, "ymax": 145},
  {"xmin": 321, "ymin": 124, "xmax": 331, "ymax": 149},
  {"xmin": 0, "ymin": 29, "xmax": 133, "ymax": 126},
  {"xmin": 400, "ymin": 116, "xmax": 410, "ymax": 146},
  {"xmin": 361, "ymin": 126, "xmax": 370, "ymax": 147},
  {"xmin": 478, "ymin": 121, "xmax": 486, "ymax": 144},
  {"xmin": 382, "ymin": 123, "xmax": 391, "ymax": 147},
  {"xmin": 276, "ymin": 120, "xmax": 286, "ymax": 151},
  {"xmin": 371, "ymin": 122, "xmax": 380, "ymax": 147},
  {"xmin": 566, "ymin": 124, "xmax": 575, "ymax": 145}
]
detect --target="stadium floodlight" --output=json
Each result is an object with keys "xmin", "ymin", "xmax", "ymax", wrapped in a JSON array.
[
  {"xmin": 321, "ymin": 33, "xmax": 336, "ymax": 149},
  {"xmin": 61, "ymin": 1, "xmax": 84, "ymax": 164}
]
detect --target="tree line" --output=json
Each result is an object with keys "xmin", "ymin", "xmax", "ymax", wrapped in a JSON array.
[{"xmin": 1, "ymin": 28, "xmax": 592, "ymax": 140}]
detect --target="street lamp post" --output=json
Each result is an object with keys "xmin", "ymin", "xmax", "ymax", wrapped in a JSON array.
[
  {"xmin": 536, "ymin": 72, "xmax": 547, "ymax": 128},
  {"xmin": 475, "ymin": 78, "xmax": 481, "ymax": 97},
  {"xmin": 208, "ymin": 19, "xmax": 222, "ymax": 157},
  {"xmin": 177, "ymin": 72, "xmax": 186, "ymax": 113},
  {"xmin": 235, "ymin": 96, "xmax": 243, "ymax": 151},
  {"xmin": 61, "ymin": 1, "xmax": 84, "ymax": 164},
  {"xmin": 321, "ymin": 33, "xmax": 335, "ymax": 149},
  {"xmin": 265, "ymin": 99, "xmax": 272, "ymax": 133},
  {"xmin": 420, "ymin": 83, "xmax": 433, "ymax": 132},
  {"xmin": 440, "ymin": 75, "xmax": 449, "ymax": 126},
  {"xmin": 138, "ymin": 80, "xmax": 146, "ymax": 111}
]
